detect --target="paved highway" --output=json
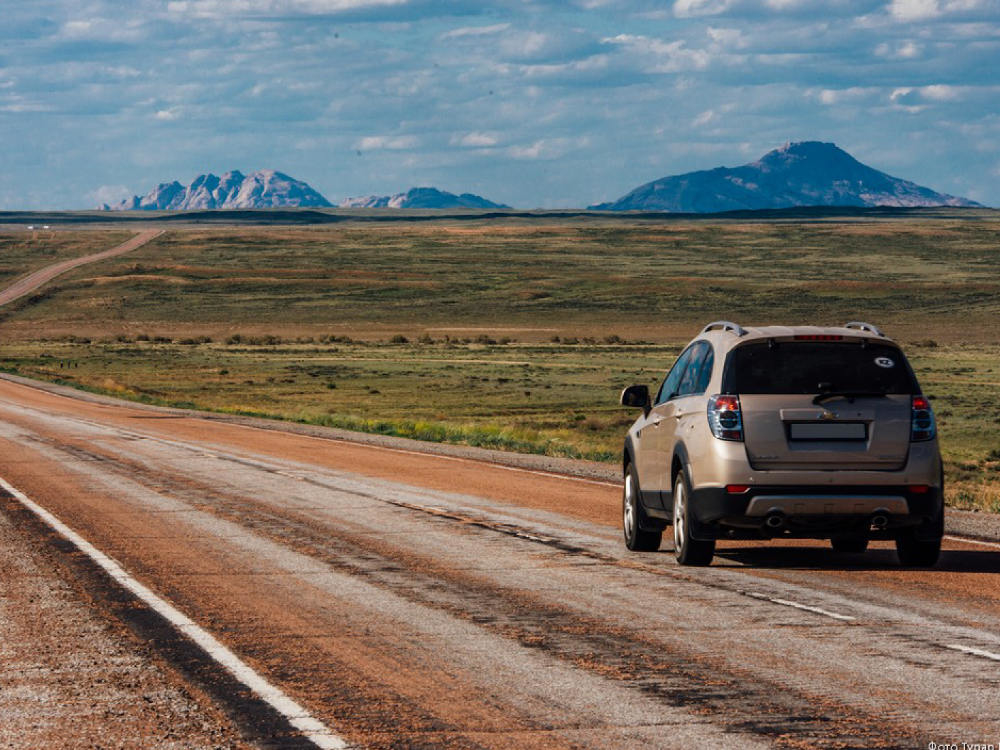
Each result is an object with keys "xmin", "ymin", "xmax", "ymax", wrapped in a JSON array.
[{"xmin": 1, "ymin": 375, "xmax": 998, "ymax": 748}]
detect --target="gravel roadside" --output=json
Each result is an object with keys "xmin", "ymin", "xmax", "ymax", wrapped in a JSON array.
[{"xmin": 0, "ymin": 495, "xmax": 252, "ymax": 748}]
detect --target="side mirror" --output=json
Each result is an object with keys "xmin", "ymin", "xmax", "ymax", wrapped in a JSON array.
[{"xmin": 620, "ymin": 384, "xmax": 651, "ymax": 416}]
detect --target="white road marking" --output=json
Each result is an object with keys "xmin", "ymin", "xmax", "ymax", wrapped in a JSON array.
[
  {"xmin": 0, "ymin": 476, "xmax": 349, "ymax": 750},
  {"xmin": 943, "ymin": 535, "xmax": 1000, "ymax": 550},
  {"xmin": 945, "ymin": 644, "xmax": 1000, "ymax": 662},
  {"xmin": 743, "ymin": 591, "xmax": 855, "ymax": 622}
]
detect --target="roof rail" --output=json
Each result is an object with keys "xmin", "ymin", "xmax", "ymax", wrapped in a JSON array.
[
  {"xmin": 844, "ymin": 321, "xmax": 885, "ymax": 337},
  {"xmin": 702, "ymin": 320, "xmax": 747, "ymax": 337}
]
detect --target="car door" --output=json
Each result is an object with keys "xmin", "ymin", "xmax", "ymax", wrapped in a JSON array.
[
  {"xmin": 658, "ymin": 341, "xmax": 714, "ymax": 512},
  {"xmin": 636, "ymin": 344, "xmax": 696, "ymax": 508}
]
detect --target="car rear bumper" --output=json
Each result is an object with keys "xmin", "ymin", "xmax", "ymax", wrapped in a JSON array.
[
  {"xmin": 688, "ymin": 484, "xmax": 943, "ymax": 541},
  {"xmin": 744, "ymin": 494, "xmax": 909, "ymax": 516}
]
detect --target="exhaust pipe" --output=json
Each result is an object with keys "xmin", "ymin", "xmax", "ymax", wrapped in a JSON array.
[
  {"xmin": 764, "ymin": 512, "xmax": 786, "ymax": 530},
  {"xmin": 871, "ymin": 514, "xmax": 889, "ymax": 530}
]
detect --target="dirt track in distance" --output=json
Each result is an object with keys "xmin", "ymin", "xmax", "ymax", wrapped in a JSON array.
[{"xmin": 0, "ymin": 229, "xmax": 162, "ymax": 308}]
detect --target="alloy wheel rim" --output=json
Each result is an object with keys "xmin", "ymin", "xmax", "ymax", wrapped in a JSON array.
[
  {"xmin": 673, "ymin": 480, "xmax": 685, "ymax": 550},
  {"xmin": 624, "ymin": 473, "xmax": 635, "ymax": 538}
]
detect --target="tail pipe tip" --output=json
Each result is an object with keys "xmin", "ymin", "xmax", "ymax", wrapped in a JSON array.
[{"xmin": 764, "ymin": 511, "xmax": 787, "ymax": 529}]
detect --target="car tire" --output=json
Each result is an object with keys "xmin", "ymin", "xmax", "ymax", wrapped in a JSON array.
[
  {"xmin": 623, "ymin": 462, "xmax": 662, "ymax": 552},
  {"xmin": 830, "ymin": 535, "xmax": 869, "ymax": 554},
  {"xmin": 895, "ymin": 529, "xmax": 941, "ymax": 567},
  {"xmin": 672, "ymin": 472, "xmax": 714, "ymax": 566}
]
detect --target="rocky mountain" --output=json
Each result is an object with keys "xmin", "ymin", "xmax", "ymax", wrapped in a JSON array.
[
  {"xmin": 339, "ymin": 187, "xmax": 509, "ymax": 209},
  {"xmin": 590, "ymin": 141, "xmax": 980, "ymax": 212},
  {"xmin": 108, "ymin": 170, "xmax": 332, "ymax": 210}
]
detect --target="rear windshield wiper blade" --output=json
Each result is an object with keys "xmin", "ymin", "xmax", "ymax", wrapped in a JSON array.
[{"xmin": 812, "ymin": 391, "xmax": 888, "ymax": 405}]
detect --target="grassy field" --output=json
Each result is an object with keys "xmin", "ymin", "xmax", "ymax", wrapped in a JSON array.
[
  {"xmin": 0, "ymin": 228, "xmax": 131, "ymax": 287},
  {"xmin": 0, "ymin": 214, "xmax": 998, "ymax": 511},
  {"xmin": 2, "ymin": 217, "xmax": 999, "ymax": 342}
]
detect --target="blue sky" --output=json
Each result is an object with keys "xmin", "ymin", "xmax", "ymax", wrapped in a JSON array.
[{"xmin": 1, "ymin": 0, "xmax": 998, "ymax": 209}]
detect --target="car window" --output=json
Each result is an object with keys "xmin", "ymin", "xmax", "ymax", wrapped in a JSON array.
[
  {"xmin": 655, "ymin": 345, "xmax": 694, "ymax": 405},
  {"xmin": 677, "ymin": 342, "xmax": 709, "ymax": 396},
  {"xmin": 723, "ymin": 341, "xmax": 918, "ymax": 394},
  {"xmin": 693, "ymin": 344, "xmax": 715, "ymax": 395}
]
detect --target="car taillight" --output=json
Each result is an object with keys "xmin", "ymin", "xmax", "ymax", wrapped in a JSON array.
[
  {"xmin": 708, "ymin": 394, "xmax": 743, "ymax": 441},
  {"xmin": 911, "ymin": 395, "xmax": 936, "ymax": 442}
]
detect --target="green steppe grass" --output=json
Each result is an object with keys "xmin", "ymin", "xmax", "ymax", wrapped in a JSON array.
[{"xmin": 0, "ymin": 215, "xmax": 998, "ymax": 511}]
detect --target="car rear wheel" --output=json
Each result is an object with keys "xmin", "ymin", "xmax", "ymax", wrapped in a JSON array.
[
  {"xmin": 672, "ymin": 473, "xmax": 714, "ymax": 566},
  {"xmin": 830, "ymin": 534, "xmax": 869, "ymax": 554},
  {"xmin": 623, "ymin": 463, "xmax": 662, "ymax": 552}
]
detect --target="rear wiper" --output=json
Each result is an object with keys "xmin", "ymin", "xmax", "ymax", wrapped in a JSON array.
[{"xmin": 812, "ymin": 391, "xmax": 888, "ymax": 405}]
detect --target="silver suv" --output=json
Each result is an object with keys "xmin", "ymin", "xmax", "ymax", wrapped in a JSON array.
[{"xmin": 620, "ymin": 321, "xmax": 943, "ymax": 567}]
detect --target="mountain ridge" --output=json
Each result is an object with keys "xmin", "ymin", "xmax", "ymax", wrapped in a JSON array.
[
  {"xmin": 590, "ymin": 142, "xmax": 980, "ymax": 212},
  {"xmin": 107, "ymin": 169, "xmax": 333, "ymax": 210},
  {"xmin": 339, "ymin": 187, "xmax": 509, "ymax": 209}
]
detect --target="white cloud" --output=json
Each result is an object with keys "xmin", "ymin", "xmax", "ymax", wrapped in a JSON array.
[
  {"xmin": 59, "ymin": 17, "xmax": 149, "ymax": 42},
  {"xmin": 500, "ymin": 31, "xmax": 552, "ymax": 60},
  {"xmin": 603, "ymin": 34, "xmax": 711, "ymax": 72},
  {"xmin": 889, "ymin": 84, "xmax": 963, "ymax": 108},
  {"xmin": 816, "ymin": 86, "xmax": 879, "ymax": 105},
  {"xmin": 155, "ymin": 107, "xmax": 182, "ymax": 120},
  {"xmin": 888, "ymin": 0, "xmax": 991, "ymax": 20},
  {"xmin": 889, "ymin": 87, "xmax": 926, "ymax": 111},
  {"xmin": 875, "ymin": 39, "xmax": 923, "ymax": 57},
  {"xmin": 509, "ymin": 141, "xmax": 546, "ymax": 159},
  {"xmin": 441, "ymin": 24, "xmax": 510, "ymax": 40},
  {"xmin": 356, "ymin": 135, "xmax": 418, "ymax": 150},
  {"xmin": 452, "ymin": 132, "xmax": 498, "ymax": 147},
  {"xmin": 889, "ymin": 0, "xmax": 940, "ymax": 20},
  {"xmin": 673, "ymin": 0, "xmax": 735, "ymax": 17},
  {"xmin": 167, "ymin": 0, "xmax": 407, "ymax": 18},
  {"xmin": 0, "ymin": 102, "xmax": 53, "ymax": 113},
  {"xmin": 693, "ymin": 109, "xmax": 716, "ymax": 126},
  {"xmin": 508, "ymin": 137, "xmax": 587, "ymax": 160},
  {"xmin": 706, "ymin": 27, "xmax": 746, "ymax": 48},
  {"xmin": 942, "ymin": 0, "xmax": 992, "ymax": 10},
  {"xmin": 921, "ymin": 83, "xmax": 960, "ymax": 100}
]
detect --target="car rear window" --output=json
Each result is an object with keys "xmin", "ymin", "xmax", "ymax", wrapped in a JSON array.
[{"xmin": 722, "ymin": 341, "xmax": 919, "ymax": 395}]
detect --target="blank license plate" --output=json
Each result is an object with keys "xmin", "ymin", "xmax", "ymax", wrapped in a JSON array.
[{"xmin": 789, "ymin": 422, "xmax": 867, "ymax": 440}]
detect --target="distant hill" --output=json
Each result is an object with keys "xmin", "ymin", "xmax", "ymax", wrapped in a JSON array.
[
  {"xmin": 590, "ymin": 141, "xmax": 981, "ymax": 212},
  {"xmin": 108, "ymin": 170, "xmax": 332, "ymax": 210},
  {"xmin": 339, "ymin": 187, "xmax": 509, "ymax": 209}
]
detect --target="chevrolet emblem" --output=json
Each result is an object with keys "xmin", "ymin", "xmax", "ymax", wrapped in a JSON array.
[{"xmin": 818, "ymin": 411, "xmax": 836, "ymax": 420}]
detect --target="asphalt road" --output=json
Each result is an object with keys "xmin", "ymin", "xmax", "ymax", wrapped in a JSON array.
[{"xmin": 1, "ymin": 376, "xmax": 998, "ymax": 748}]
